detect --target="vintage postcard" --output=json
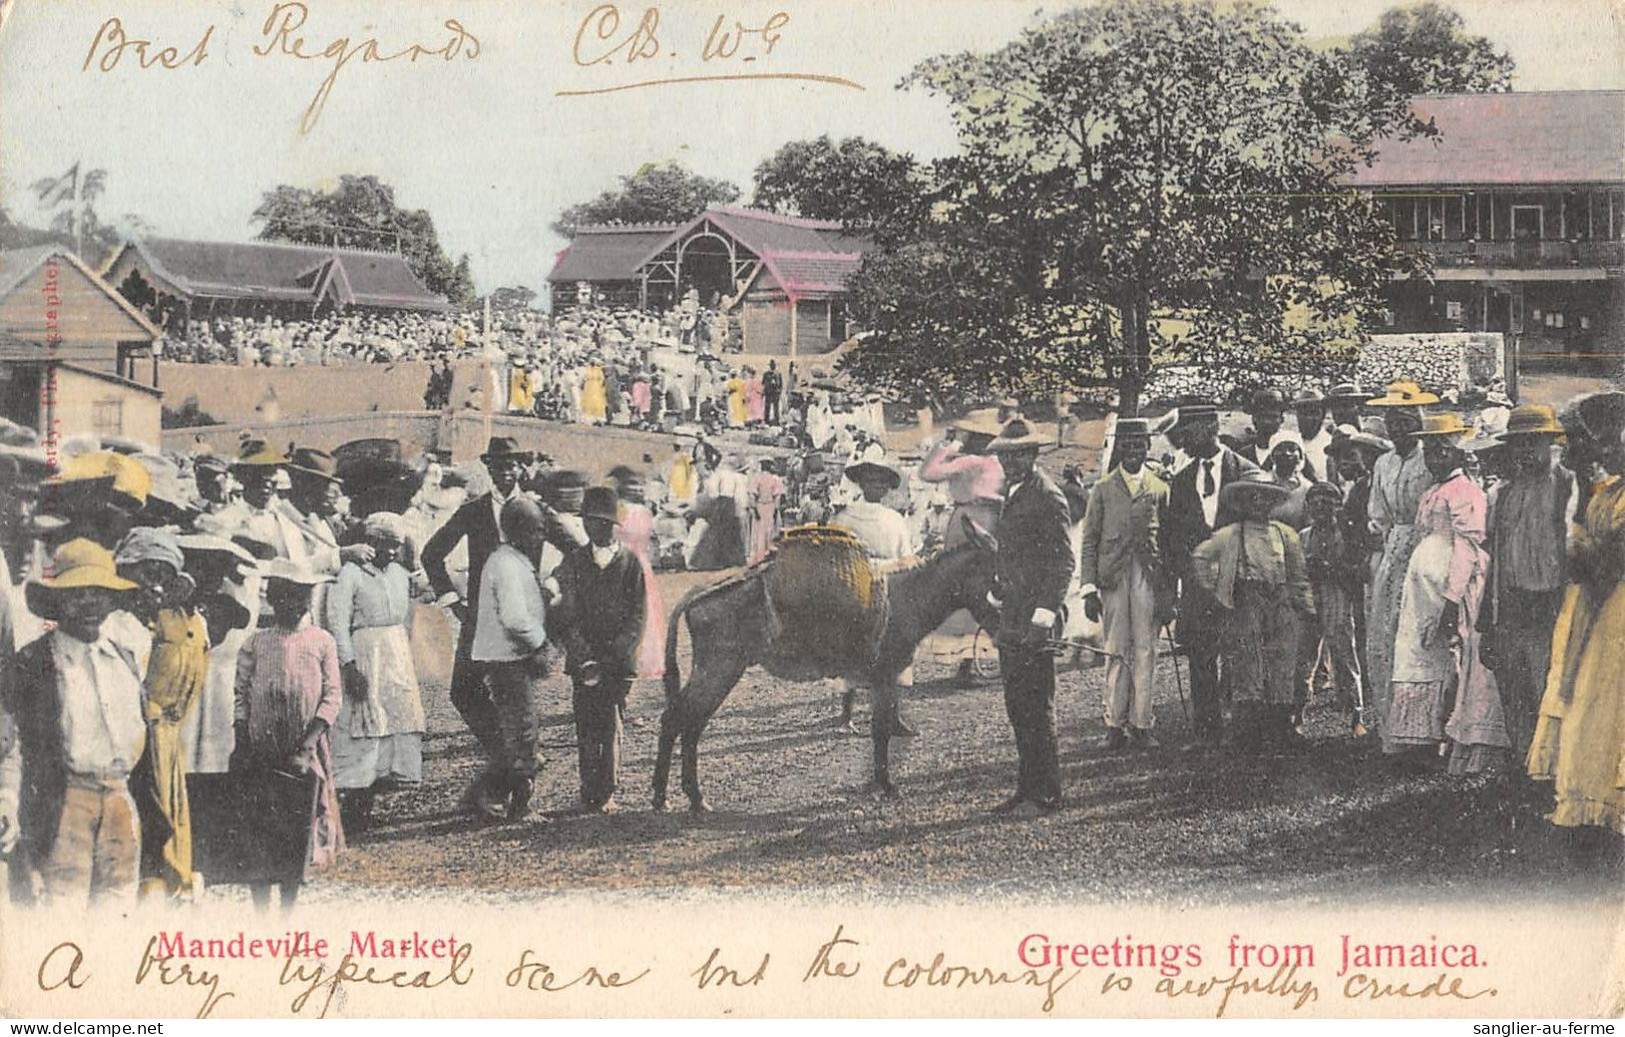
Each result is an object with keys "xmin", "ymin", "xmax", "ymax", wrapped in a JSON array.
[{"xmin": 1, "ymin": 0, "xmax": 1623, "ymax": 1021}]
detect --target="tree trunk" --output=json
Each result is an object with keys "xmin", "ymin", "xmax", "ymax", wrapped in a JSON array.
[{"xmin": 1115, "ymin": 290, "xmax": 1152, "ymax": 418}]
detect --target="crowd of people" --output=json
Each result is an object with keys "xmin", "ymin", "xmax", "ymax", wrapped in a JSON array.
[
  {"xmin": 2, "ymin": 361, "xmax": 1621, "ymax": 910},
  {"xmin": 1067, "ymin": 379, "xmax": 1624, "ymax": 843}
]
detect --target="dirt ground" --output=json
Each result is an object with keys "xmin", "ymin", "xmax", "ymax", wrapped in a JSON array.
[{"xmin": 286, "ymin": 570, "xmax": 1624, "ymax": 907}]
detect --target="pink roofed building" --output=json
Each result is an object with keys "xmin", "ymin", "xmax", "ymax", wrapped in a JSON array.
[
  {"xmin": 1350, "ymin": 90, "xmax": 1625, "ymax": 378},
  {"xmin": 546, "ymin": 206, "xmax": 873, "ymax": 357}
]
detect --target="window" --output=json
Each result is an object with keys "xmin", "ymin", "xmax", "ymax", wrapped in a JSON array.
[
  {"xmin": 1445, "ymin": 300, "xmax": 1464, "ymax": 321},
  {"xmin": 93, "ymin": 398, "xmax": 123, "ymax": 436}
]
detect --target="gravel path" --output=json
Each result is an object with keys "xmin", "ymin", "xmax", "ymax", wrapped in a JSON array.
[{"xmin": 287, "ymin": 573, "xmax": 1623, "ymax": 907}]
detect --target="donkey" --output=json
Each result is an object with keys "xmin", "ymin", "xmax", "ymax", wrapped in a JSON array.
[{"xmin": 652, "ymin": 521, "xmax": 1001, "ymax": 812}]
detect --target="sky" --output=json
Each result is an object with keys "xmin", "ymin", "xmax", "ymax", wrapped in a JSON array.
[{"xmin": 1, "ymin": 0, "xmax": 1621, "ymax": 297}]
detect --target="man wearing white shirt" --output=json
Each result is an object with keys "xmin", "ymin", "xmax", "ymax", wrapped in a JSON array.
[
  {"xmin": 8, "ymin": 539, "xmax": 149, "ymax": 906},
  {"xmin": 833, "ymin": 462, "xmax": 918, "ymax": 733},
  {"xmin": 1290, "ymin": 389, "xmax": 1334, "ymax": 483}
]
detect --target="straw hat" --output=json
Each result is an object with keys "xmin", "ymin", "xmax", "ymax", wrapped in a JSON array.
[
  {"xmin": 233, "ymin": 441, "xmax": 290, "ymax": 468},
  {"xmin": 986, "ymin": 418, "xmax": 1047, "ymax": 453},
  {"xmin": 1497, "ymin": 404, "xmax": 1566, "ymax": 440},
  {"xmin": 1220, "ymin": 472, "xmax": 1289, "ymax": 511},
  {"xmin": 25, "ymin": 538, "xmax": 137, "ymax": 619},
  {"xmin": 259, "ymin": 558, "xmax": 333, "ymax": 586},
  {"xmin": 287, "ymin": 447, "xmax": 342, "ymax": 484},
  {"xmin": 844, "ymin": 461, "xmax": 902, "ymax": 490},
  {"xmin": 1367, "ymin": 381, "xmax": 1441, "ymax": 408},
  {"xmin": 1327, "ymin": 382, "xmax": 1372, "ymax": 403},
  {"xmin": 1412, "ymin": 413, "xmax": 1473, "ymax": 439}
]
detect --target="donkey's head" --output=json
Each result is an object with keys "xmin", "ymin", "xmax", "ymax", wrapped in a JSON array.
[{"xmin": 936, "ymin": 515, "xmax": 1001, "ymax": 632}]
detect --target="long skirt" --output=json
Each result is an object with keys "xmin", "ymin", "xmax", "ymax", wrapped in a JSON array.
[
  {"xmin": 1528, "ymin": 580, "xmax": 1625, "ymax": 831},
  {"xmin": 1365, "ymin": 523, "xmax": 1426, "ymax": 739},
  {"xmin": 331, "ymin": 625, "xmax": 426, "ymax": 789},
  {"xmin": 1222, "ymin": 579, "xmax": 1302, "ymax": 708}
]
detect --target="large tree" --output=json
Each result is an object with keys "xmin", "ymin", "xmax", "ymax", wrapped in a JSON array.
[
  {"xmin": 552, "ymin": 161, "xmax": 740, "ymax": 238},
  {"xmin": 251, "ymin": 174, "xmax": 475, "ymax": 303},
  {"xmin": 751, "ymin": 136, "xmax": 924, "ymax": 227},
  {"xmin": 844, "ymin": 0, "xmax": 1422, "ymax": 413},
  {"xmin": 1348, "ymin": 2, "xmax": 1514, "ymax": 105}
]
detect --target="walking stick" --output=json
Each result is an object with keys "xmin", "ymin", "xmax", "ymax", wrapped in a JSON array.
[{"xmin": 1161, "ymin": 620, "xmax": 1190, "ymax": 726}]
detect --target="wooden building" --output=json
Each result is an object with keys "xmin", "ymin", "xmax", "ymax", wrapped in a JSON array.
[
  {"xmin": 547, "ymin": 206, "xmax": 872, "ymax": 357},
  {"xmin": 1350, "ymin": 91, "xmax": 1625, "ymax": 377},
  {"xmin": 0, "ymin": 246, "xmax": 165, "ymax": 445},
  {"xmin": 102, "ymin": 237, "xmax": 452, "ymax": 329}
]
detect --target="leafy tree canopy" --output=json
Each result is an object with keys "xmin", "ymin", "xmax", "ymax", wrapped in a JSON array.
[
  {"xmin": 552, "ymin": 161, "xmax": 740, "ymax": 238},
  {"xmin": 251, "ymin": 174, "xmax": 475, "ymax": 304},
  {"xmin": 844, "ymin": 0, "xmax": 1429, "ymax": 413},
  {"xmin": 1348, "ymin": 1, "xmax": 1514, "ymax": 106},
  {"xmin": 751, "ymin": 135, "xmax": 924, "ymax": 227}
]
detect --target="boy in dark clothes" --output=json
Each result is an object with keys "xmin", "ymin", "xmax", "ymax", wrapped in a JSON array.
[{"xmin": 552, "ymin": 487, "xmax": 648, "ymax": 813}]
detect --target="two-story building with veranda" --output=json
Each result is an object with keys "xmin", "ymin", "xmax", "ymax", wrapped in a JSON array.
[{"xmin": 1350, "ymin": 90, "xmax": 1625, "ymax": 382}]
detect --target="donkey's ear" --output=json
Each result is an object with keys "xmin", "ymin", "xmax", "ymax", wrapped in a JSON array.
[{"xmin": 961, "ymin": 515, "xmax": 998, "ymax": 554}]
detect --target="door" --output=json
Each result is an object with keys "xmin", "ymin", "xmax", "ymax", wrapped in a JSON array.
[{"xmin": 1512, "ymin": 206, "xmax": 1543, "ymax": 261}]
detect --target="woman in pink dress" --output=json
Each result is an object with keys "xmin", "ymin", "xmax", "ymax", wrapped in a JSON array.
[
  {"xmin": 630, "ymin": 373, "xmax": 652, "ymax": 427},
  {"xmin": 232, "ymin": 562, "xmax": 345, "ymax": 909},
  {"xmin": 747, "ymin": 458, "xmax": 787, "ymax": 564},
  {"xmin": 746, "ymin": 372, "xmax": 767, "ymax": 426},
  {"xmin": 610, "ymin": 471, "xmax": 667, "ymax": 679}
]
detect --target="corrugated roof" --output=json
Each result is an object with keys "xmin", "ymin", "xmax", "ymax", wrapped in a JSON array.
[
  {"xmin": 546, "ymin": 225, "xmax": 678, "ymax": 283},
  {"xmin": 0, "ymin": 245, "xmax": 163, "ymax": 338},
  {"xmin": 754, "ymin": 251, "xmax": 868, "ymax": 298},
  {"xmin": 1350, "ymin": 90, "xmax": 1625, "ymax": 187},
  {"xmin": 119, "ymin": 237, "xmax": 451, "ymax": 311}
]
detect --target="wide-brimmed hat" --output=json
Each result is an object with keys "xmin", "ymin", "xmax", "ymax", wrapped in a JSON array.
[
  {"xmin": 953, "ymin": 414, "xmax": 1005, "ymax": 441},
  {"xmin": 1248, "ymin": 388, "xmax": 1287, "ymax": 414},
  {"xmin": 1497, "ymin": 403, "xmax": 1566, "ymax": 440},
  {"xmin": 1327, "ymin": 428, "xmax": 1393, "ymax": 456},
  {"xmin": 1114, "ymin": 418, "xmax": 1153, "ymax": 440},
  {"xmin": 43, "ymin": 451, "xmax": 152, "ymax": 515},
  {"xmin": 1291, "ymin": 388, "xmax": 1325, "ymax": 409},
  {"xmin": 1327, "ymin": 382, "xmax": 1371, "ymax": 403},
  {"xmin": 25, "ymin": 538, "xmax": 138, "ymax": 619},
  {"xmin": 844, "ymin": 461, "xmax": 902, "ymax": 489},
  {"xmin": 260, "ymin": 558, "xmax": 333, "ymax": 586},
  {"xmin": 1169, "ymin": 404, "xmax": 1219, "ymax": 433},
  {"xmin": 1367, "ymin": 380, "xmax": 1441, "ymax": 408},
  {"xmin": 581, "ymin": 485, "xmax": 622, "ymax": 523},
  {"xmin": 1575, "ymin": 391, "xmax": 1625, "ymax": 440},
  {"xmin": 287, "ymin": 447, "xmax": 342, "ymax": 483},
  {"xmin": 1220, "ymin": 473, "xmax": 1290, "ymax": 511},
  {"xmin": 362, "ymin": 512, "xmax": 409, "ymax": 542},
  {"xmin": 987, "ymin": 419, "xmax": 1047, "ymax": 454},
  {"xmin": 480, "ymin": 436, "xmax": 533, "ymax": 464},
  {"xmin": 232, "ymin": 441, "xmax": 290, "ymax": 468},
  {"xmin": 115, "ymin": 527, "xmax": 197, "ymax": 600},
  {"xmin": 1412, "ymin": 413, "xmax": 1474, "ymax": 439}
]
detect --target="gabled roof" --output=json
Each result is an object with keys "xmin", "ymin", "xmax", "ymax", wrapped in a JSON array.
[
  {"xmin": 752, "ymin": 250, "xmax": 869, "ymax": 298},
  {"xmin": 0, "ymin": 245, "xmax": 163, "ymax": 338},
  {"xmin": 112, "ymin": 237, "xmax": 451, "ymax": 311},
  {"xmin": 1349, "ymin": 90, "xmax": 1625, "ymax": 188},
  {"xmin": 547, "ymin": 224, "xmax": 677, "ymax": 283}
]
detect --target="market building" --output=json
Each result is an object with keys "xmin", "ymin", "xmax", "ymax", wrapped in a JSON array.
[
  {"xmin": 0, "ymin": 245, "xmax": 165, "ymax": 444},
  {"xmin": 547, "ymin": 205, "xmax": 872, "ymax": 357},
  {"xmin": 102, "ymin": 237, "xmax": 452, "ymax": 329},
  {"xmin": 1351, "ymin": 90, "xmax": 1625, "ymax": 378}
]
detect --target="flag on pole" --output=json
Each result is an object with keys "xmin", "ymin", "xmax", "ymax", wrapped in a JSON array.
[{"xmin": 34, "ymin": 162, "xmax": 79, "ymax": 208}]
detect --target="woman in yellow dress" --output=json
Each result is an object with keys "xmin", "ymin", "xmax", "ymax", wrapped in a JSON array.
[
  {"xmin": 1528, "ymin": 398, "xmax": 1625, "ymax": 836},
  {"xmin": 580, "ymin": 364, "xmax": 608, "ymax": 424},
  {"xmin": 726, "ymin": 371, "xmax": 749, "ymax": 428},
  {"xmin": 114, "ymin": 529, "xmax": 207, "ymax": 899}
]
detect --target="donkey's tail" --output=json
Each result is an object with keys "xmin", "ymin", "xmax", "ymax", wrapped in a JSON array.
[{"xmin": 662, "ymin": 568, "xmax": 758, "ymax": 704}]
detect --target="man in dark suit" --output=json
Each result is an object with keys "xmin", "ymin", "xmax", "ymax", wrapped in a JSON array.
[
  {"xmin": 422, "ymin": 437, "xmax": 534, "ymax": 812},
  {"xmin": 1163, "ymin": 404, "xmax": 1260, "ymax": 747},
  {"xmin": 762, "ymin": 360, "xmax": 784, "ymax": 426},
  {"xmin": 987, "ymin": 420, "xmax": 1074, "ymax": 817},
  {"xmin": 551, "ymin": 487, "xmax": 648, "ymax": 813}
]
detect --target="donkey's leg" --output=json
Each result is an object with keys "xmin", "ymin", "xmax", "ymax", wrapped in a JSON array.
[
  {"xmin": 652, "ymin": 709, "xmax": 680, "ymax": 812},
  {"xmin": 678, "ymin": 652, "xmax": 754, "ymax": 814},
  {"xmin": 868, "ymin": 679, "xmax": 900, "ymax": 798}
]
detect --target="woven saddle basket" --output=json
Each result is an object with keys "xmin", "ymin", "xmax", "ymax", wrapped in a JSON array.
[{"xmin": 764, "ymin": 525, "xmax": 889, "ymax": 669}]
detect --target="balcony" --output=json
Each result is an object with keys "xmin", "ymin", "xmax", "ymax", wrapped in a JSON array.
[{"xmin": 1407, "ymin": 239, "xmax": 1625, "ymax": 270}]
